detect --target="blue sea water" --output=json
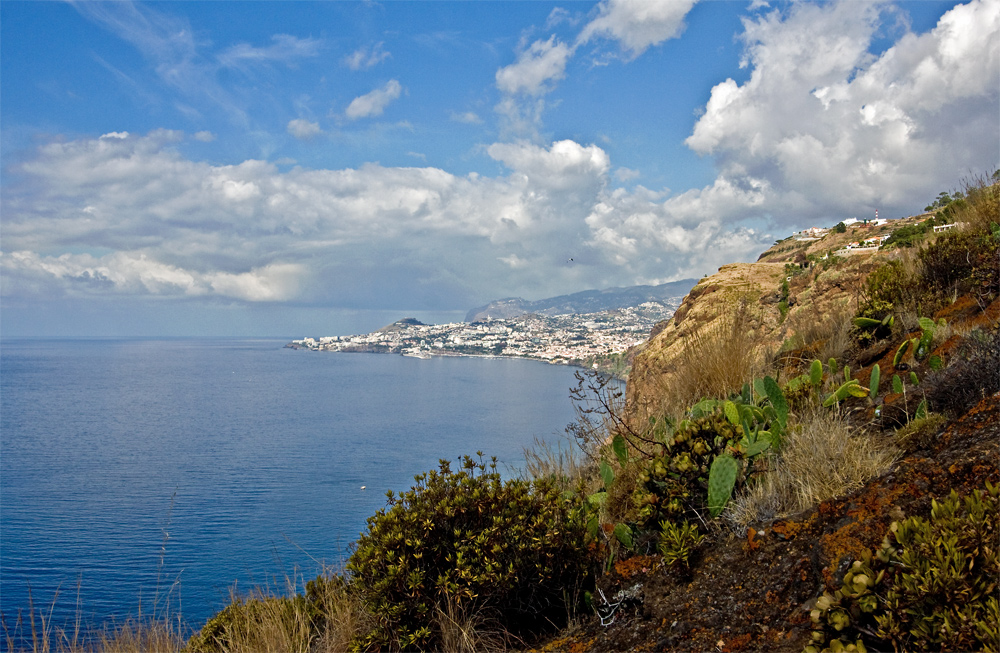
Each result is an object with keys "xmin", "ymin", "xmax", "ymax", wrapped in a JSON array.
[{"xmin": 0, "ymin": 338, "xmax": 580, "ymax": 637}]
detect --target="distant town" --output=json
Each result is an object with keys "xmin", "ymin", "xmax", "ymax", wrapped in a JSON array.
[{"xmin": 286, "ymin": 300, "xmax": 683, "ymax": 374}]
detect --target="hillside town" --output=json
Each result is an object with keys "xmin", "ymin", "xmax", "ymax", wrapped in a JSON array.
[{"xmin": 286, "ymin": 300, "xmax": 682, "ymax": 368}]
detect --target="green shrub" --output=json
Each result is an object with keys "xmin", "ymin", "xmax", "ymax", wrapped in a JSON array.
[
  {"xmin": 807, "ymin": 483, "xmax": 999, "ymax": 653},
  {"xmin": 635, "ymin": 391, "xmax": 782, "ymax": 529},
  {"xmin": 346, "ymin": 455, "xmax": 592, "ymax": 651},
  {"xmin": 855, "ymin": 261, "xmax": 909, "ymax": 342},
  {"xmin": 658, "ymin": 519, "xmax": 704, "ymax": 569},
  {"xmin": 185, "ymin": 594, "xmax": 315, "ymax": 653}
]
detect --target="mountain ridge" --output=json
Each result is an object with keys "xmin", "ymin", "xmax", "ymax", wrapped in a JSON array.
[{"xmin": 465, "ymin": 279, "xmax": 698, "ymax": 322}]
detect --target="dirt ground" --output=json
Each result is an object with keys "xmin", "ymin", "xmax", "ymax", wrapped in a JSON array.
[{"xmin": 534, "ymin": 392, "xmax": 999, "ymax": 653}]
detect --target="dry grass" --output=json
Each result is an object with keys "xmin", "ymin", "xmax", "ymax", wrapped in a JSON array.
[
  {"xmin": 433, "ymin": 594, "xmax": 510, "ymax": 653},
  {"xmin": 95, "ymin": 618, "xmax": 186, "ymax": 653},
  {"xmin": 659, "ymin": 287, "xmax": 772, "ymax": 412},
  {"xmin": 958, "ymin": 172, "xmax": 1000, "ymax": 235},
  {"xmin": 522, "ymin": 435, "xmax": 592, "ymax": 490},
  {"xmin": 727, "ymin": 409, "xmax": 897, "ymax": 534},
  {"xmin": 4, "ymin": 570, "xmax": 372, "ymax": 653}
]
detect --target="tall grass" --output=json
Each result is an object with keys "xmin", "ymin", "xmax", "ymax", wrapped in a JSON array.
[
  {"xmin": 658, "ymin": 286, "xmax": 772, "ymax": 414},
  {"xmin": 726, "ymin": 408, "xmax": 897, "ymax": 534}
]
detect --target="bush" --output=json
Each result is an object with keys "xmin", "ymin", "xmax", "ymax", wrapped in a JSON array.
[
  {"xmin": 346, "ymin": 455, "xmax": 592, "ymax": 651},
  {"xmin": 658, "ymin": 520, "xmax": 704, "ymax": 569},
  {"xmin": 925, "ymin": 329, "xmax": 1000, "ymax": 417},
  {"xmin": 185, "ymin": 594, "xmax": 315, "ymax": 653},
  {"xmin": 807, "ymin": 483, "xmax": 999, "ymax": 653},
  {"xmin": 857, "ymin": 260, "xmax": 908, "ymax": 321}
]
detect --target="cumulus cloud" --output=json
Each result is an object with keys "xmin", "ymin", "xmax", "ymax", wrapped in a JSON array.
[
  {"xmin": 495, "ymin": 36, "xmax": 574, "ymax": 96},
  {"xmin": 287, "ymin": 118, "xmax": 322, "ymax": 140},
  {"xmin": 493, "ymin": 0, "xmax": 700, "ymax": 136},
  {"xmin": 578, "ymin": 0, "xmax": 699, "ymax": 57},
  {"xmin": 681, "ymin": 0, "xmax": 1000, "ymax": 226},
  {"xmin": 344, "ymin": 80, "xmax": 403, "ymax": 120},
  {"xmin": 343, "ymin": 42, "xmax": 390, "ymax": 70},
  {"xmin": 2, "ymin": 130, "xmax": 769, "ymax": 310}
]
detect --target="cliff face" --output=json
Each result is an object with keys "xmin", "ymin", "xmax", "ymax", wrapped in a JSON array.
[{"xmin": 626, "ymin": 248, "xmax": 887, "ymax": 420}]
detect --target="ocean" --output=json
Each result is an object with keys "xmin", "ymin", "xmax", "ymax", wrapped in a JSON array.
[{"xmin": 0, "ymin": 338, "xmax": 581, "ymax": 637}]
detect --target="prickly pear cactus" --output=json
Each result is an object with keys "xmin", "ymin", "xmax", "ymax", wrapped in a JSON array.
[{"xmin": 707, "ymin": 454, "xmax": 738, "ymax": 518}]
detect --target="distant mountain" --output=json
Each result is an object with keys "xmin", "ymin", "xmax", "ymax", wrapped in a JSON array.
[{"xmin": 465, "ymin": 279, "xmax": 698, "ymax": 322}]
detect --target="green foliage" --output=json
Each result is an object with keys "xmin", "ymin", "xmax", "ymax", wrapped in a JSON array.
[
  {"xmin": 186, "ymin": 595, "xmax": 313, "ymax": 653},
  {"xmin": 707, "ymin": 454, "xmax": 739, "ymax": 518},
  {"xmin": 346, "ymin": 455, "xmax": 591, "ymax": 651},
  {"xmin": 807, "ymin": 483, "xmax": 999, "ymax": 653},
  {"xmin": 868, "ymin": 364, "xmax": 880, "ymax": 400},
  {"xmin": 881, "ymin": 221, "xmax": 931, "ymax": 249},
  {"xmin": 892, "ymin": 374, "xmax": 903, "ymax": 394},
  {"xmin": 918, "ymin": 222, "xmax": 1000, "ymax": 304},
  {"xmin": 600, "ymin": 458, "xmax": 615, "ymax": 488},
  {"xmin": 611, "ymin": 434, "xmax": 629, "ymax": 467},
  {"xmin": 823, "ymin": 379, "xmax": 868, "ymax": 407},
  {"xmin": 856, "ymin": 261, "xmax": 908, "ymax": 337},
  {"xmin": 810, "ymin": 360, "xmax": 824, "ymax": 388},
  {"xmin": 834, "ymin": 222, "xmax": 847, "ymax": 234},
  {"xmin": 892, "ymin": 339, "xmax": 909, "ymax": 369},
  {"xmin": 613, "ymin": 522, "xmax": 634, "ymax": 549},
  {"xmin": 763, "ymin": 375, "xmax": 789, "ymax": 431},
  {"xmin": 658, "ymin": 520, "xmax": 704, "ymax": 569},
  {"xmin": 637, "ymin": 384, "xmax": 785, "ymax": 527}
]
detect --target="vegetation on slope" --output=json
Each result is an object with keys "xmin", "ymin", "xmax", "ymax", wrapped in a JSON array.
[{"xmin": 5, "ymin": 174, "xmax": 998, "ymax": 652}]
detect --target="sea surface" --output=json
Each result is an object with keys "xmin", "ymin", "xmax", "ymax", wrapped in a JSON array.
[{"xmin": 0, "ymin": 338, "xmax": 581, "ymax": 637}]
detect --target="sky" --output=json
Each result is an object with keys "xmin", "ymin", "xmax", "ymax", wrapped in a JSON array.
[{"xmin": 1, "ymin": 0, "xmax": 997, "ymax": 337}]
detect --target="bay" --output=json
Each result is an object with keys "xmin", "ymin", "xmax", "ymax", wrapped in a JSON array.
[{"xmin": 0, "ymin": 338, "xmax": 581, "ymax": 636}]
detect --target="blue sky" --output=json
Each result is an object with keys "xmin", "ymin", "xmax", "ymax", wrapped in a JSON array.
[{"xmin": 2, "ymin": 0, "xmax": 997, "ymax": 337}]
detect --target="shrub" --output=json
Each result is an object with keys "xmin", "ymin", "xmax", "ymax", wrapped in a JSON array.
[
  {"xmin": 856, "ymin": 260, "xmax": 908, "ymax": 327},
  {"xmin": 345, "ymin": 455, "xmax": 592, "ymax": 651},
  {"xmin": 658, "ymin": 520, "xmax": 704, "ymax": 569},
  {"xmin": 185, "ymin": 594, "xmax": 315, "ymax": 653},
  {"xmin": 807, "ymin": 483, "xmax": 999, "ymax": 653},
  {"xmin": 635, "ymin": 388, "xmax": 785, "ymax": 530},
  {"xmin": 924, "ymin": 329, "xmax": 1000, "ymax": 417}
]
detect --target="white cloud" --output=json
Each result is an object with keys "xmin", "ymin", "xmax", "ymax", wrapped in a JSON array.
[
  {"xmin": 495, "ymin": 36, "xmax": 574, "ymax": 96},
  {"xmin": 684, "ymin": 0, "xmax": 1000, "ymax": 226},
  {"xmin": 493, "ymin": 0, "xmax": 699, "ymax": 137},
  {"xmin": 343, "ymin": 42, "xmax": 390, "ymax": 70},
  {"xmin": 449, "ymin": 111, "xmax": 483, "ymax": 124},
  {"xmin": 193, "ymin": 130, "xmax": 216, "ymax": 142},
  {"xmin": 287, "ymin": 119, "xmax": 322, "ymax": 140},
  {"xmin": 345, "ymin": 80, "xmax": 403, "ymax": 120},
  {"xmin": 1, "ymin": 251, "xmax": 305, "ymax": 302},
  {"xmin": 218, "ymin": 34, "xmax": 322, "ymax": 68},
  {"xmin": 487, "ymin": 140, "xmax": 611, "ymax": 189},
  {"xmin": 100, "ymin": 131, "xmax": 130, "ymax": 140},
  {"xmin": 4, "ymin": 131, "xmax": 744, "ymax": 308},
  {"xmin": 614, "ymin": 167, "xmax": 640, "ymax": 182},
  {"xmin": 578, "ymin": 0, "xmax": 699, "ymax": 57}
]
